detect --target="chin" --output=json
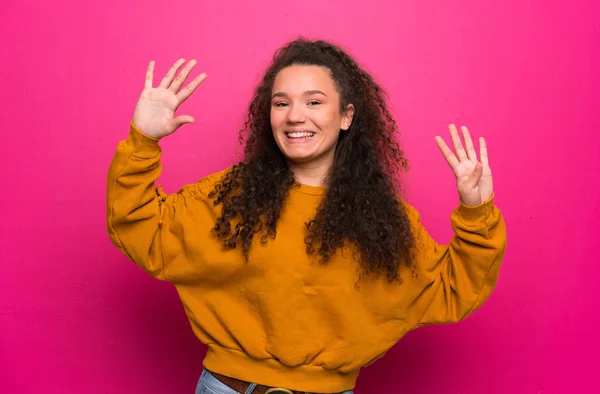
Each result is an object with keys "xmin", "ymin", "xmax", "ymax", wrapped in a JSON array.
[
  {"xmin": 276, "ymin": 143, "xmax": 312, "ymax": 160},
  {"xmin": 282, "ymin": 152, "xmax": 314, "ymax": 164}
]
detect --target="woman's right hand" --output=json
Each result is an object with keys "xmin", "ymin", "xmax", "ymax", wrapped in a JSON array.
[{"xmin": 132, "ymin": 58, "xmax": 207, "ymax": 139}]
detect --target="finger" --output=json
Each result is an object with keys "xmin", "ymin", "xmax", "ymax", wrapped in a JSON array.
[
  {"xmin": 435, "ymin": 136, "xmax": 460, "ymax": 169},
  {"xmin": 176, "ymin": 73, "xmax": 207, "ymax": 103},
  {"xmin": 462, "ymin": 162, "xmax": 483, "ymax": 190},
  {"xmin": 145, "ymin": 60, "xmax": 155, "ymax": 89},
  {"xmin": 170, "ymin": 59, "xmax": 198, "ymax": 93},
  {"xmin": 449, "ymin": 124, "xmax": 468, "ymax": 162},
  {"xmin": 479, "ymin": 137, "xmax": 489, "ymax": 167},
  {"xmin": 171, "ymin": 115, "xmax": 196, "ymax": 131},
  {"xmin": 461, "ymin": 126, "xmax": 477, "ymax": 161},
  {"xmin": 159, "ymin": 58, "xmax": 186, "ymax": 89}
]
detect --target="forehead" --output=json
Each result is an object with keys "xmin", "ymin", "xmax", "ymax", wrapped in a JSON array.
[{"xmin": 272, "ymin": 65, "xmax": 338, "ymax": 94}]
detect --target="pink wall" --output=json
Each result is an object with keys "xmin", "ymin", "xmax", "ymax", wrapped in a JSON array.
[{"xmin": 1, "ymin": 0, "xmax": 598, "ymax": 392}]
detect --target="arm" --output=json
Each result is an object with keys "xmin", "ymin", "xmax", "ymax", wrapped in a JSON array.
[
  {"xmin": 106, "ymin": 121, "xmax": 205, "ymax": 281},
  {"xmin": 410, "ymin": 123, "xmax": 506, "ymax": 325},
  {"xmin": 405, "ymin": 196, "xmax": 507, "ymax": 325},
  {"xmin": 106, "ymin": 58, "xmax": 209, "ymax": 281}
]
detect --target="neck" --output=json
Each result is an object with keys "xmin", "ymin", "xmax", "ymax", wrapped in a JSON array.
[{"xmin": 287, "ymin": 157, "xmax": 333, "ymax": 187}]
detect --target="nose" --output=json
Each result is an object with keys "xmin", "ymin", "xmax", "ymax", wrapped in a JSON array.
[{"xmin": 286, "ymin": 103, "xmax": 305, "ymax": 123}]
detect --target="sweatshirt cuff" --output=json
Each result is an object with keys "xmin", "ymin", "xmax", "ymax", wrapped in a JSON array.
[
  {"xmin": 456, "ymin": 193, "xmax": 496, "ymax": 224},
  {"xmin": 123, "ymin": 121, "xmax": 161, "ymax": 158}
]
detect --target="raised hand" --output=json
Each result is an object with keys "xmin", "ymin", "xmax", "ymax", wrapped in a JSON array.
[
  {"xmin": 132, "ymin": 58, "xmax": 207, "ymax": 139},
  {"xmin": 435, "ymin": 124, "xmax": 494, "ymax": 207}
]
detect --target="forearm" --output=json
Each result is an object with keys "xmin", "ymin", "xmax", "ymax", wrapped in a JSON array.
[
  {"xmin": 413, "ymin": 196, "xmax": 507, "ymax": 325},
  {"xmin": 106, "ymin": 122, "xmax": 167, "ymax": 279}
]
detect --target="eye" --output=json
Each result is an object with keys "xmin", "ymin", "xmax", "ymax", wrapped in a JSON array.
[
  {"xmin": 274, "ymin": 102, "xmax": 288, "ymax": 107},
  {"xmin": 307, "ymin": 100, "xmax": 321, "ymax": 106}
]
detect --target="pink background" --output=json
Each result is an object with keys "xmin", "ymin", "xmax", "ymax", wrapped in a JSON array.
[{"xmin": 1, "ymin": 0, "xmax": 598, "ymax": 393}]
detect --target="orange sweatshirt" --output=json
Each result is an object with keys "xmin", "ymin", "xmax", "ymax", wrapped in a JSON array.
[{"xmin": 106, "ymin": 122, "xmax": 507, "ymax": 392}]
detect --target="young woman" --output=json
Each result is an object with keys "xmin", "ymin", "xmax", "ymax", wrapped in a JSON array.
[{"xmin": 107, "ymin": 39, "xmax": 507, "ymax": 394}]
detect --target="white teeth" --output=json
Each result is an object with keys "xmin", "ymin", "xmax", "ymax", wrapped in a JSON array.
[{"xmin": 287, "ymin": 132, "xmax": 315, "ymax": 138}]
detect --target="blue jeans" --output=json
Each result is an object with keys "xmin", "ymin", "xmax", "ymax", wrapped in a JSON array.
[{"xmin": 195, "ymin": 368, "xmax": 354, "ymax": 394}]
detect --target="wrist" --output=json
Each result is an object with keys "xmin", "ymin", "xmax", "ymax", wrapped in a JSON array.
[{"xmin": 124, "ymin": 121, "xmax": 162, "ymax": 158}]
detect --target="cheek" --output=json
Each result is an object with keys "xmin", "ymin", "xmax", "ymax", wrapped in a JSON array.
[
  {"xmin": 317, "ymin": 109, "xmax": 343, "ymax": 130},
  {"xmin": 270, "ymin": 109, "xmax": 284, "ymax": 130}
]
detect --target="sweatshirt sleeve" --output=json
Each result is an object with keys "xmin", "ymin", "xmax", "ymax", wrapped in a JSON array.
[
  {"xmin": 105, "ymin": 121, "xmax": 219, "ymax": 282},
  {"xmin": 404, "ymin": 196, "xmax": 507, "ymax": 326}
]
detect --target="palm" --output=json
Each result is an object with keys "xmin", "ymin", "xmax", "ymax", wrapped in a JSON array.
[
  {"xmin": 132, "ymin": 58, "xmax": 207, "ymax": 139},
  {"xmin": 133, "ymin": 88, "xmax": 178, "ymax": 135},
  {"xmin": 435, "ymin": 124, "xmax": 494, "ymax": 206}
]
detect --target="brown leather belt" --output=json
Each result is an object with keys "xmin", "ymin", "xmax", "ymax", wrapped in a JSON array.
[{"xmin": 211, "ymin": 371, "xmax": 340, "ymax": 394}]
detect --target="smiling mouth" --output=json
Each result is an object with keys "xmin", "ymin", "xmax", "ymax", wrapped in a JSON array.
[{"xmin": 285, "ymin": 131, "xmax": 315, "ymax": 139}]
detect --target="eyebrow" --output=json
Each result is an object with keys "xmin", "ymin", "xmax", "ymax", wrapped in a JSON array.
[{"xmin": 271, "ymin": 90, "xmax": 327, "ymax": 99}]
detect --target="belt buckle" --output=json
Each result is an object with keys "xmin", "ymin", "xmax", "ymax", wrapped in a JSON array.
[{"xmin": 265, "ymin": 389, "xmax": 294, "ymax": 394}]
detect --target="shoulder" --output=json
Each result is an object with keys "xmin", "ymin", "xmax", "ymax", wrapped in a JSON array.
[
  {"xmin": 394, "ymin": 195, "xmax": 421, "ymax": 222},
  {"xmin": 194, "ymin": 164, "xmax": 238, "ymax": 195},
  {"xmin": 198, "ymin": 165, "xmax": 237, "ymax": 184},
  {"xmin": 172, "ymin": 164, "xmax": 238, "ymax": 199}
]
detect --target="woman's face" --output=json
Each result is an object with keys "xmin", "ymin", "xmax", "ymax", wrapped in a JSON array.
[{"xmin": 270, "ymin": 65, "xmax": 354, "ymax": 168}]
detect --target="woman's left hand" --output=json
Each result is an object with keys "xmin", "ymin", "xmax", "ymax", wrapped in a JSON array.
[{"xmin": 435, "ymin": 124, "xmax": 494, "ymax": 207}]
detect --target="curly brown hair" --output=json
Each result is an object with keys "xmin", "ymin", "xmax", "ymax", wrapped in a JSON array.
[{"xmin": 209, "ymin": 38, "xmax": 416, "ymax": 283}]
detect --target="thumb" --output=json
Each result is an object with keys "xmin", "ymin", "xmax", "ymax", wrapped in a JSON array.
[
  {"xmin": 463, "ymin": 162, "xmax": 483, "ymax": 190},
  {"xmin": 171, "ymin": 115, "xmax": 195, "ymax": 132}
]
